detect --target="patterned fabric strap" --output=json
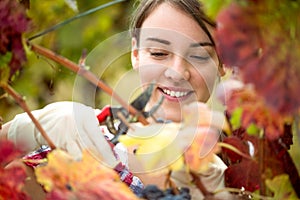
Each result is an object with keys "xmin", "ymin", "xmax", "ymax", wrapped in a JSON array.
[
  {"xmin": 22, "ymin": 145, "xmax": 51, "ymax": 168},
  {"xmin": 114, "ymin": 162, "xmax": 144, "ymax": 195}
]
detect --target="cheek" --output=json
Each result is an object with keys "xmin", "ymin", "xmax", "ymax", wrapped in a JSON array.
[
  {"xmin": 138, "ymin": 67, "xmax": 155, "ymax": 85},
  {"xmin": 137, "ymin": 59, "xmax": 166, "ymax": 85},
  {"xmin": 191, "ymin": 68, "xmax": 218, "ymax": 100}
]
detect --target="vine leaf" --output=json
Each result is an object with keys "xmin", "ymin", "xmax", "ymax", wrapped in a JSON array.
[
  {"xmin": 222, "ymin": 121, "xmax": 300, "ymax": 196},
  {"xmin": 119, "ymin": 102, "xmax": 223, "ymax": 173},
  {"xmin": 220, "ymin": 136, "xmax": 250, "ymax": 164},
  {"xmin": 0, "ymin": 139, "xmax": 29, "ymax": 200},
  {"xmin": 0, "ymin": 139, "xmax": 23, "ymax": 167},
  {"xmin": 224, "ymin": 159, "xmax": 260, "ymax": 192},
  {"xmin": 226, "ymin": 85, "xmax": 285, "ymax": 141},
  {"xmin": 215, "ymin": 1, "xmax": 300, "ymax": 115},
  {"xmin": 266, "ymin": 174, "xmax": 298, "ymax": 200},
  {"xmin": 119, "ymin": 123, "xmax": 185, "ymax": 172},
  {"xmin": 0, "ymin": 0, "xmax": 31, "ymax": 79},
  {"xmin": 35, "ymin": 149, "xmax": 139, "ymax": 200}
]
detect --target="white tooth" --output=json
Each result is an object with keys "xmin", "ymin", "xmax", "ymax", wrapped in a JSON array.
[{"xmin": 162, "ymin": 89, "xmax": 188, "ymax": 97}]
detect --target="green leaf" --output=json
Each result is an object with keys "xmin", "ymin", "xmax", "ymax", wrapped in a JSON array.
[
  {"xmin": 265, "ymin": 174, "xmax": 299, "ymax": 200},
  {"xmin": 201, "ymin": 0, "xmax": 232, "ymax": 20},
  {"xmin": 0, "ymin": 53, "xmax": 11, "ymax": 84},
  {"xmin": 246, "ymin": 123, "xmax": 260, "ymax": 136},
  {"xmin": 0, "ymin": 52, "xmax": 12, "ymax": 68},
  {"xmin": 230, "ymin": 107, "xmax": 243, "ymax": 130}
]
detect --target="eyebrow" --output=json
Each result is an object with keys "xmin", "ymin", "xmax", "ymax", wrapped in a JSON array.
[
  {"xmin": 190, "ymin": 42, "xmax": 214, "ymax": 47},
  {"xmin": 146, "ymin": 37, "xmax": 213, "ymax": 47},
  {"xmin": 146, "ymin": 37, "xmax": 170, "ymax": 45}
]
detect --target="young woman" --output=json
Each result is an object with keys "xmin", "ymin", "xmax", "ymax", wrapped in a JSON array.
[
  {"xmin": 127, "ymin": 1, "xmax": 228, "ymax": 199},
  {"xmin": 1, "ymin": 0, "xmax": 230, "ymax": 199}
]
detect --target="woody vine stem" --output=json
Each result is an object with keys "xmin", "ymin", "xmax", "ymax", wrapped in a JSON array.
[
  {"xmin": 28, "ymin": 42, "xmax": 149, "ymax": 126},
  {"xmin": 1, "ymin": 84, "xmax": 56, "ymax": 149}
]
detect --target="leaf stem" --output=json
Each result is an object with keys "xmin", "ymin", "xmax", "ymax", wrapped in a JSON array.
[
  {"xmin": 1, "ymin": 84, "xmax": 56, "ymax": 149},
  {"xmin": 259, "ymin": 136, "xmax": 266, "ymax": 196},
  {"xmin": 218, "ymin": 142, "xmax": 254, "ymax": 160},
  {"xmin": 214, "ymin": 187, "xmax": 273, "ymax": 200},
  {"xmin": 28, "ymin": 42, "xmax": 149, "ymax": 125},
  {"xmin": 164, "ymin": 170, "xmax": 180, "ymax": 195}
]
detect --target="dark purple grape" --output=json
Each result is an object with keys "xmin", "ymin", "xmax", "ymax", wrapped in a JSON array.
[
  {"xmin": 169, "ymin": 195, "xmax": 186, "ymax": 200},
  {"xmin": 139, "ymin": 185, "xmax": 191, "ymax": 200},
  {"xmin": 140, "ymin": 184, "xmax": 164, "ymax": 200},
  {"xmin": 179, "ymin": 187, "xmax": 190, "ymax": 194},
  {"xmin": 178, "ymin": 193, "xmax": 191, "ymax": 200},
  {"xmin": 159, "ymin": 195, "xmax": 174, "ymax": 200},
  {"xmin": 163, "ymin": 188, "xmax": 175, "ymax": 196}
]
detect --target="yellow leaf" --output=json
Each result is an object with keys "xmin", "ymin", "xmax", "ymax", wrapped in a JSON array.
[
  {"xmin": 35, "ymin": 149, "xmax": 138, "ymax": 200},
  {"xmin": 120, "ymin": 123, "xmax": 185, "ymax": 172}
]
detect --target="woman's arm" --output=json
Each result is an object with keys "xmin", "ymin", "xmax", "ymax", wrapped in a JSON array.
[{"xmin": 1, "ymin": 101, "xmax": 119, "ymax": 167}]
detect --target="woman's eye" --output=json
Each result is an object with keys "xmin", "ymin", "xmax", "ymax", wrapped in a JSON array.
[
  {"xmin": 190, "ymin": 55, "xmax": 210, "ymax": 61},
  {"xmin": 149, "ymin": 49, "xmax": 168, "ymax": 58},
  {"xmin": 151, "ymin": 52, "xmax": 167, "ymax": 57}
]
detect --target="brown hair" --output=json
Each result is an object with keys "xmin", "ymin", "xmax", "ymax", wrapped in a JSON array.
[{"xmin": 130, "ymin": 0, "xmax": 216, "ymax": 46}]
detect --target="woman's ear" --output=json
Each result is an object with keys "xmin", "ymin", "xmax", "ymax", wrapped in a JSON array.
[{"xmin": 131, "ymin": 37, "xmax": 139, "ymax": 70}]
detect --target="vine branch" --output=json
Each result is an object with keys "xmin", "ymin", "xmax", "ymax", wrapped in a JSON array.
[
  {"xmin": 28, "ymin": 0, "xmax": 126, "ymax": 41},
  {"xmin": 28, "ymin": 42, "xmax": 149, "ymax": 126},
  {"xmin": 1, "ymin": 84, "xmax": 56, "ymax": 149}
]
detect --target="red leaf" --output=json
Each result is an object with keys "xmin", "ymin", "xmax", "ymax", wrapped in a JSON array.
[
  {"xmin": 226, "ymin": 86, "xmax": 285, "ymax": 141},
  {"xmin": 0, "ymin": 139, "xmax": 22, "ymax": 167},
  {"xmin": 0, "ymin": 0, "xmax": 31, "ymax": 78},
  {"xmin": 224, "ymin": 159, "xmax": 260, "ymax": 192},
  {"xmin": 215, "ymin": 2, "xmax": 300, "ymax": 114},
  {"xmin": 222, "ymin": 136, "xmax": 249, "ymax": 164},
  {"xmin": 0, "ymin": 164, "xmax": 29, "ymax": 200},
  {"xmin": 215, "ymin": 3, "xmax": 260, "ymax": 68}
]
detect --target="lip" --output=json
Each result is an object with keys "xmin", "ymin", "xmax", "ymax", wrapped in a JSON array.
[{"xmin": 157, "ymin": 86, "xmax": 193, "ymax": 102}]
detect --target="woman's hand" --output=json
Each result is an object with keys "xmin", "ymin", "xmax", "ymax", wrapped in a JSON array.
[{"xmin": 6, "ymin": 101, "xmax": 118, "ymax": 168}]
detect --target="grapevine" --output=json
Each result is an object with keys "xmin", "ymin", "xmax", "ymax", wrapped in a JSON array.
[{"xmin": 0, "ymin": 0, "xmax": 300, "ymax": 200}]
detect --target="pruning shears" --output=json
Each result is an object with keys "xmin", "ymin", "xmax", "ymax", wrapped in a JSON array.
[{"xmin": 96, "ymin": 84, "xmax": 164, "ymax": 144}]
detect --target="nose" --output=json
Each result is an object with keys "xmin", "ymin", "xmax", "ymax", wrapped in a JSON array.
[{"xmin": 164, "ymin": 55, "xmax": 191, "ymax": 82}]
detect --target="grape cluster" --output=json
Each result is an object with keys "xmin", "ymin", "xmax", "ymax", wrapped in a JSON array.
[{"xmin": 139, "ymin": 184, "xmax": 191, "ymax": 200}]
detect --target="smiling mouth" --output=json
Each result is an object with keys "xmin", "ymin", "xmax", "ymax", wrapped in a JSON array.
[{"xmin": 159, "ymin": 87, "xmax": 192, "ymax": 99}]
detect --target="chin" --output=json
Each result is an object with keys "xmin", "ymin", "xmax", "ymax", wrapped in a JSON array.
[{"xmin": 164, "ymin": 108, "xmax": 183, "ymax": 123}]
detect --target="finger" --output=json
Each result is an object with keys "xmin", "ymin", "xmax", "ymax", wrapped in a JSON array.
[{"xmin": 72, "ymin": 102, "xmax": 118, "ymax": 168}]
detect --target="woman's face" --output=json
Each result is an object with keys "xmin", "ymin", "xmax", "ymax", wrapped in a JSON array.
[{"xmin": 131, "ymin": 3, "xmax": 222, "ymax": 122}]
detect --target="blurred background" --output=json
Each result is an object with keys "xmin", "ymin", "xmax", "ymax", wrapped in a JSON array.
[
  {"xmin": 1, "ymin": 0, "xmax": 299, "ymax": 190},
  {"xmin": 1, "ymin": 0, "xmax": 137, "ymax": 121}
]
